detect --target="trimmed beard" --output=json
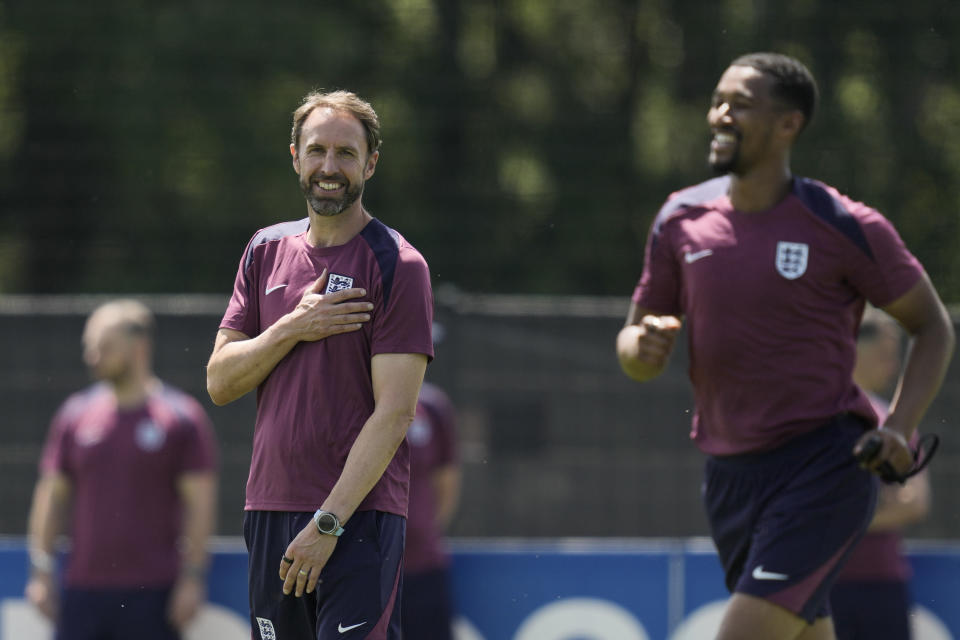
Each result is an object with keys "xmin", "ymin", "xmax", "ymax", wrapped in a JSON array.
[
  {"xmin": 92, "ymin": 359, "xmax": 134, "ymax": 386},
  {"xmin": 301, "ymin": 176, "xmax": 364, "ymax": 217},
  {"xmin": 709, "ymin": 148, "xmax": 740, "ymax": 176}
]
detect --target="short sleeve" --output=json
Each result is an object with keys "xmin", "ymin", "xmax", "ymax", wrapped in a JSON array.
[
  {"xmin": 844, "ymin": 207, "xmax": 924, "ymax": 308},
  {"xmin": 39, "ymin": 408, "xmax": 73, "ymax": 475},
  {"xmin": 219, "ymin": 233, "xmax": 261, "ymax": 338},
  {"xmin": 371, "ymin": 248, "xmax": 434, "ymax": 360},
  {"xmin": 632, "ymin": 210, "xmax": 683, "ymax": 314},
  {"xmin": 176, "ymin": 396, "xmax": 219, "ymax": 474}
]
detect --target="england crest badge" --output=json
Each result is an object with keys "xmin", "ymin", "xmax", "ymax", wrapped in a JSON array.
[
  {"xmin": 256, "ymin": 618, "xmax": 277, "ymax": 640},
  {"xmin": 135, "ymin": 419, "xmax": 166, "ymax": 451},
  {"xmin": 775, "ymin": 242, "xmax": 808, "ymax": 280},
  {"xmin": 324, "ymin": 273, "xmax": 355, "ymax": 294},
  {"xmin": 407, "ymin": 416, "xmax": 432, "ymax": 447}
]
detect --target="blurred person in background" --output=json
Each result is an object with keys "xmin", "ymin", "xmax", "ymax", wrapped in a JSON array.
[
  {"xmin": 24, "ymin": 299, "xmax": 219, "ymax": 640},
  {"xmin": 401, "ymin": 324, "xmax": 461, "ymax": 640},
  {"xmin": 206, "ymin": 90, "xmax": 433, "ymax": 640},
  {"xmin": 616, "ymin": 51, "xmax": 954, "ymax": 640},
  {"xmin": 830, "ymin": 307, "xmax": 931, "ymax": 640}
]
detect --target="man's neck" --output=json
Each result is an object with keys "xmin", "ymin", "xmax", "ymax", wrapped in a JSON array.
[
  {"xmin": 305, "ymin": 204, "xmax": 372, "ymax": 248},
  {"xmin": 111, "ymin": 374, "xmax": 157, "ymax": 409},
  {"xmin": 728, "ymin": 164, "xmax": 793, "ymax": 213}
]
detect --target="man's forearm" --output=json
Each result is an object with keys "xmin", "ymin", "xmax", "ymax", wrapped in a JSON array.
[
  {"xmin": 320, "ymin": 408, "xmax": 414, "ymax": 524},
  {"xmin": 169, "ymin": 473, "xmax": 216, "ymax": 629},
  {"xmin": 317, "ymin": 352, "xmax": 427, "ymax": 522},
  {"xmin": 177, "ymin": 473, "xmax": 217, "ymax": 580},
  {"xmin": 27, "ymin": 475, "xmax": 70, "ymax": 573},
  {"xmin": 207, "ymin": 324, "xmax": 299, "ymax": 405},
  {"xmin": 432, "ymin": 466, "xmax": 461, "ymax": 530},
  {"xmin": 885, "ymin": 315, "xmax": 955, "ymax": 439}
]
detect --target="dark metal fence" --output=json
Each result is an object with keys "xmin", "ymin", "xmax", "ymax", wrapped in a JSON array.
[{"xmin": 3, "ymin": 294, "xmax": 958, "ymax": 539}]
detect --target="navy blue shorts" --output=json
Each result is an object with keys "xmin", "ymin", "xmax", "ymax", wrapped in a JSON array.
[
  {"xmin": 401, "ymin": 567, "xmax": 454, "ymax": 640},
  {"xmin": 244, "ymin": 510, "xmax": 405, "ymax": 640},
  {"xmin": 703, "ymin": 414, "xmax": 878, "ymax": 623},
  {"xmin": 57, "ymin": 586, "xmax": 178, "ymax": 640},
  {"xmin": 830, "ymin": 580, "xmax": 912, "ymax": 640}
]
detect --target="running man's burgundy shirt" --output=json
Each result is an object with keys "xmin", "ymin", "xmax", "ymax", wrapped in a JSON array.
[{"xmin": 633, "ymin": 176, "xmax": 923, "ymax": 455}]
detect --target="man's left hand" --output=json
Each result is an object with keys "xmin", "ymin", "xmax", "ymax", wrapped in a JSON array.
[{"xmin": 279, "ymin": 522, "xmax": 338, "ymax": 597}]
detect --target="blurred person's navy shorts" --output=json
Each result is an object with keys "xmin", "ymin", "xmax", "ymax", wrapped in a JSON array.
[
  {"xmin": 831, "ymin": 580, "xmax": 912, "ymax": 639},
  {"xmin": 244, "ymin": 509, "xmax": 405, "ymax": 640},
  {"xmin": 57, "ymin": 586, "xmax": 178, "ymax": 640},
  {"xmin": 402, "ymin": 566, "xmax": 454, "ymax": 640},
  {"xmin": 702, "ymin": 413, "xmax": 878, "ymax": 623}
]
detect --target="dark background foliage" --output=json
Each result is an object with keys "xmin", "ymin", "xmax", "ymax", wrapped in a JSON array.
[{"xmin": 1, "ymin": 0, "xmax": 958, "ymax": 300}]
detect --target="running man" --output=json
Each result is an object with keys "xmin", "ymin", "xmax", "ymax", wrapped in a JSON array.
[{"xmin": 616, "ymin": 52, "xmax": 954, "ymax": 640}]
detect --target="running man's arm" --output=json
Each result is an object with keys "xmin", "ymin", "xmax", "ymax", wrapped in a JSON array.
[
  {"xmin": 616, "ymin": 302, "xmax": 683, "ymax": 382},
  {"xmin": 206, "ymin": 270, "xmax": 373, "ymax": 405},
  {"xmin": 882, "ymin": 273, "xmax": 955, "ymax": 439},
  {"xmin": 854, "ymin": 273, "xmax": 955, "ymax": 475}
]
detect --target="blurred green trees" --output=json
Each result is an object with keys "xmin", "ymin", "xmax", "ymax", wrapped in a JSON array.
[{"xmin": 1, "ymin": 0, "xmax": 958, "ymax": 300}]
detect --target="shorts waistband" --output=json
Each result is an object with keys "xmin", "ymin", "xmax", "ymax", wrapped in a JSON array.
[{"xmin": 708, "ymin": 412, "xmax": 870, "ymax": 468}]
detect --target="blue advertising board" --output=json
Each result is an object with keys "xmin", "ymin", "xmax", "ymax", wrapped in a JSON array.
[
  {"xmin": 450, "ymin": 539, "xmax": 674, "ymax": 639},
  {"xmin": 1, "ymin": 538, "xmax": 956, "ymax": 639}
]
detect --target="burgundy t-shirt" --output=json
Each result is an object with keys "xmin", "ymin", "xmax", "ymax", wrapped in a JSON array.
[
  {"xmin": 633, "ymin": 176, "xmax": 923, "ymax": 455},
  {"xmin": 404, "ymin": 382, "xmax": 458, "ymax": 573},
  {"xmin": 220, "ymin": 217, "xmax": 434, "ymax": 516},
  {"xmin": 41, "ymin": 383, "xmax": 217, "ymax": 588}
]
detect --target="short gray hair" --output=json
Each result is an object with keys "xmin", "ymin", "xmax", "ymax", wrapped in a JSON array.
[{"xmin": 290, "ymin": 90, "xmax": 382, "ymax": 156}]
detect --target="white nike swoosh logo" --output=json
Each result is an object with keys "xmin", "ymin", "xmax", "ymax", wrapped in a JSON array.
[
  {"xmin": 752, "ymin": 565, "xmax": 789, "ymax": 581},
  {"xmin": 338, "ymin": 621, "xmax": 368, "ymax": 633},
  {"xmin": 684, "ymin": 249, "xmax": 714, "ymax": 264},
  {"xmin": 265, "ymin": 284, "xmax": 288, "ymax": 295}
]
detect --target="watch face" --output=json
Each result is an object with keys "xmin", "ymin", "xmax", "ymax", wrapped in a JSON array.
[{"xmin": 317, "ymin": 512, "xmax": 337, "ymax": 533}]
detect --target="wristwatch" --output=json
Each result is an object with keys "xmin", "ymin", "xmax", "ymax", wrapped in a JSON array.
[{"xmin": 313, "ymin": 509, "xmax": 344, "ymax": 537}]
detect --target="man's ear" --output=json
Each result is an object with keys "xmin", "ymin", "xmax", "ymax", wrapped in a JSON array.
[
  {"xmin": 364, "ymin": 150, "xmax": 379, "ymax": 180},
  {"xmin": 780, "ymin": 110, "xmax": 805, "ymax": 140},
  {"xmin": 290, "ymin": 144, "xmax": 300, "ymax": 174}
]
